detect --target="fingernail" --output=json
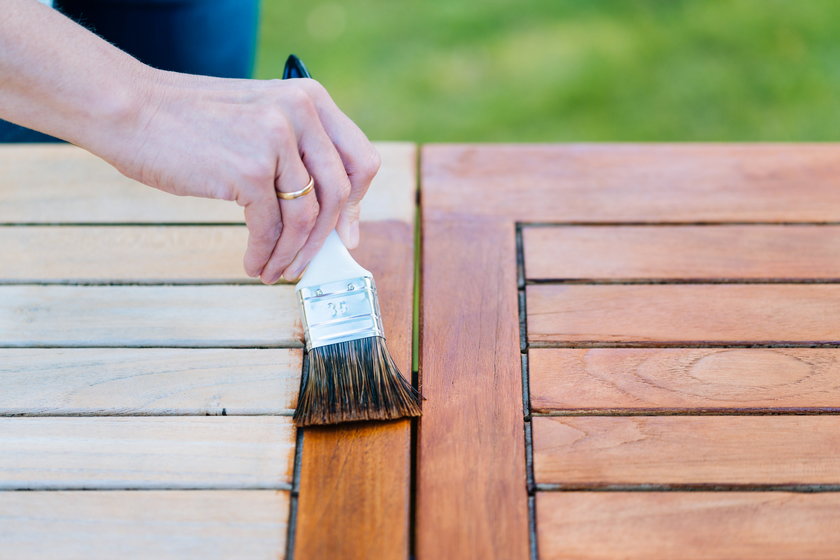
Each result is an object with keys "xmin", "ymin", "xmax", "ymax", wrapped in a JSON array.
[
  {"xmin": 282, "ymin": 265, "xmax": 302, "ymax": 282},
  {"xmin": 261, "ymin": 272, "xmax": 281, "ymax": 284}
]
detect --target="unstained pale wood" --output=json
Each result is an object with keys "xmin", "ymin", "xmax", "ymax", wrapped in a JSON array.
[
  {"xmin": 533, "ymin": 416, "xmax": 840, "ymax": 485},
  {"xmin": 527, "ymin": 284, "xmax": 840, "ymax": 345},
  {"xmin": 530, "ymin": 348, "xmax": 840, "ymax": 412},
  {"xmin": 0, "ymin": 285, "xmax": 301, "ymax": 347},
  {"xmin": 1, "ymin": 143, "xmax": 420, "ymax": 558},
  {"xmin": 0, "ymin": 490, "xmax": 289, "ymax": 560},
  {"xmin": 523, "ymin": 225, "xmax": 840, "ymax": 280},
  {"xmin": 417, "ymin": 217, "xmax": 530, "ymax": 560},
  {"xmin": 296, "ymin": 221, "xmax": 414, "ymax": 560},
  {"xmin": 0, "ymin": 226, "xmax": 249, "ymax": 282},
  {"xmin": 0, "ymin": 142, "xmax": 414, "ymax": 223},
  {"xmin": 0, "ymin": 416, "xmax": 295, "ymax": 489},
  {"xmin": 538, "ymin": 492, "xmax": 840, "ymax": 560},
  {"xmin": 423, "ymin": 144, "xmax": 840, "ymax": 222},
  {"xmin": 0, "ymin": 348, "xmax": 300, "ymax": 415}
]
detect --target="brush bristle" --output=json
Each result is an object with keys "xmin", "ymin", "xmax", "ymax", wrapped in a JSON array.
[{"xmin": 293, "ymin": 336, "xmax": 422, "ymax": 427}]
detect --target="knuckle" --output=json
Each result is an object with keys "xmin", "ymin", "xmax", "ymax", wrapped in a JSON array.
[
  {"xmin": 290, "ymin": 205, "xmax": 318, "ymax": 232},
  {"xmin": 285, "ymin": 85, "xmax": 317, "ymax": 115},
  {"xmin": 359, "ymin": 149, "xmax": 381, "ymax": 182},
  {"xmin": 265, "ymin": 109, "xmax": 293, "ymax": 137},
  {"xmin": 240, "ymin": 159, "xmax": 274, "ymax": 185},
  {"xmin": 211, "ymin": 185, "xmax": 237, "ymax": 202},
  {"xmin": 334, "ymin": 182, "xmax": 352, "ymax": 205},
  {"xmin": 298, "ymin": 78, "xmax": 327, "ymax": 98},
  {"xmin": 252, "ymin": 221, "xmax": 281, "ymax": 244}
]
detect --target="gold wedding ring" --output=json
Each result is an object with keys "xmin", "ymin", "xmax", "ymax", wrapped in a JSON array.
[{"xmin": 276, "ymin": 175, "xmax": 314, "ymax": 200}]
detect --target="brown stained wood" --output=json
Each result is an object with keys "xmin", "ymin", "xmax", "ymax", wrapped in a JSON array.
[
  {"xmin": 0, "ymin": 285, "xmax": 301, "ymax": 347},
  {"xmin": 527, "ymin": 284, "xmax": 840, "ymax": 345},
  {"xmin": 533, "ymin": 416, "xmax": 840, "ymax": 485},
  {"xmin": 422, "ymin": 144, "xmax": 840, "ymax": 222},
  {"xmin": 537, "ymin": 492, "xmax": 840, "ymax": 560},
  {"xmin": 0, "ymin": 490, "xmax": 289, "ymax": 560},
  {"xmin": 530, "ymin": 348, "xmax": 840, "ymax": 412},
  {"xmin": 418, "ymin": 144, "xmax": 840, "ymax": 558},
  {"xmin": 417, "ymin": 218, "xmax": 529, "ymax": 560},
  {"xmin": 0, "ymin": 416, "xmax": 295, "ymax": 490},
  {"xmin": 0, "ymin": 348, "xmax": 300, "ymax": 415},
  {"xmin": 523, "ymin": 225, "xmax": 840, "ymax": 281},
  {"xmin": 294, "ymin": 220, "xmax": 414, "ymax": 557},
  {"xmin": 296, "ymin": 421, "xmax": 411, "ymax": 559},
  {"xmin": 0, "ymin": 142, "xmax": 414, "ymax": 223}
]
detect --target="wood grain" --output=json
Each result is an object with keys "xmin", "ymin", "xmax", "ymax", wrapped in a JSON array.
[
  {"xmin": 0, "ymin": 348, "xmax": 300, "ymax": 415},
  {"xmin": 0, "ymin": 226, "xmax": 250, "ymax": 282},
  {"xmin": 523, "ymin": 225, "xmax": 840, "ymax": 280},
  {"xmin": 295, "ymin": 222, "xmax": 414, "ymax": 560},
  {"xmin": 0, "ymin": 490, "xmax": 289, "ymax": 560},
  {"xmin": 0, "ymin": 142, "xmax": 414, "ymax": 223},
  {"xmin": 533, "ymin": 416, "xmax": 840, "ymax": 485},
  {"xmin": 537, "ymin": 492, "xmax": 840, "ymax": 560},
  {"xmin": 417, "ymin": 217, "xmax": 529, "ymax": 560},
  {"xmin": 0, "ymin": 416, "xmax": 295, "ymax": 489},
  {"xmin": 292, "ymin": 150, "xmax": 416, "ymax": 559},
  {"xmin": 0, "ymin": 285, "xmax": 301, "ymax": 347},
  {"xmin": 422, "ymin": 144, "xmax": 840, "ymax": 222},
  {"xmin": 527, "ymin": 284, "xmax": 840, "ymax": 345},
  {"xmin": 530, "ymin": 348, "xmax": 840, "ymax": 412}
]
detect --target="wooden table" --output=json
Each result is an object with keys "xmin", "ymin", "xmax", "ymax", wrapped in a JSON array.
[
  {"xmin": 3, "ymin": 143, "xmax": 840, "ymax": 559},
  {"xmin": 0, "ymin": 142, "xmax": 415, "ymax": 560}
]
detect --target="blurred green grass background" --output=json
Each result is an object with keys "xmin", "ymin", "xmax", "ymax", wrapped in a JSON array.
[{"xmin": 256, "ymin": 0, "xmax": 840, "ymax": 142}]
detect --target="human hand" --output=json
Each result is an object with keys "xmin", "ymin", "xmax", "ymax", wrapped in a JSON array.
[{"xmin": 92, "ymin": 68, "xmax": 380, "ymax": 284}]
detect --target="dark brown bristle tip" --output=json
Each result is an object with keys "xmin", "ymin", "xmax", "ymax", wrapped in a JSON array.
[{"xmin": 293, "ymin": 336, "xmax": 422, "ymax": 427}]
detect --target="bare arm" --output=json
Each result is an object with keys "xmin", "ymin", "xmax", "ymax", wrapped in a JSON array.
[{"xmin": 0, "ymin": 0, "xmax": 379, "ymax": 283}]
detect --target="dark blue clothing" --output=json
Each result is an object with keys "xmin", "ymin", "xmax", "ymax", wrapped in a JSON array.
[{"xmin": 1, "ymin": 0, "xmax": 260, "ymax": 142}]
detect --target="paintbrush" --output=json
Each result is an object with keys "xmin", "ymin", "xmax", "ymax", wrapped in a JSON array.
[{"xmin": 283, "ymin": 54, "xmax": 421, "ymax": 426}]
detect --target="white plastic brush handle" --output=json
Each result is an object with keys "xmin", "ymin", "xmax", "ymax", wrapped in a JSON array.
[{"xmin": 295, "ymin": 231, "xmax": 371, "ymax": 291}]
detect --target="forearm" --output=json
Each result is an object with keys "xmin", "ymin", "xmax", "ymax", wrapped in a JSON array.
[
  {"xmin": 0, "ymin": 0, "xmax": 149, "ymax": 152},
  {"xmin": 0, "ymin": 2, "xmax": 380, "ymax": 282}
]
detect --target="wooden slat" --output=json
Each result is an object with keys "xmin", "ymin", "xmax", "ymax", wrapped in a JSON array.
[
  {"xmin": 0, "ymin": 226, "xmax": 249, "ymax": 282},
  {"xmin": 0, "ymin": 348, "xmax": 300, "ymax": 415},
  {"xmin": 0, "ymin": 285, "xmax": 301, "ymax": 347},
  {"xmin": 295, "ymin": 221, "xmax": 413, "ymax": 560},
  {"xmin": 422, "ymin": 144, "xmax": 840, "ymax": 222},
  {"xmin": 530, "ymin": 348, "xmax": 840, "ymax": 413},
  {"xmin": 0, "ymin": 144, "xmax": 238, "ymax": 223},
  {"xmin": 0, "ymin": 490, "xmax": 289, "ymax": 560},
  {"xmin": 523, "ymin": 225, "xmax": 840, "ymax": 281},
  {"xmin": 0, "ymin": 142, "xmax": 414, "ymax": 223},
  {"xmin": 537, "ymin": 492, "xmax": 840, "ymax": 560},
  {"xmin": 533, "ymin": 416, "xmax": 840, "ymax": 485},
  {"xmin": 417, "ymin": 217, "xmax": 530, "ymax": 560},
  {"xmin": 527, "ymin": 284, "xmax": 840, "ymax": 345},
  {"xmin": 359, "ymin": 142, "xmax": 417, "ymax": 224},
  {"xmin": 0, "ymin": 416, "xmax": 295, "ymax": 489}
]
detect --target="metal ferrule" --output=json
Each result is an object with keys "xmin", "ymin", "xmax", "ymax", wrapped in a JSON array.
[{"xmin": 298, "ymin": 275, "xmax": 384, "ymax": 350}]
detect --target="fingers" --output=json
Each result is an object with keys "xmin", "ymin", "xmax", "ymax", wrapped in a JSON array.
[
  {"xmin": 293, "ymin": 79, "xmax": 381, "ymax": 248},
  {"xmin": 257, "ymin": 153, "xmax": 318, "ymax": 284},
  {"xmin": 280, "ymin": 126, "xmax": 351, "ymax": 281},
  {"xmin": 242, "ymin": 190, "xmax": 282, "ymax": 279},
  {"xmin": 335, "ymin": 145, "xmax": 379, "ymax": 248},
  {"xmin": 245, "ymin": 79, "xmax": 378, "ymax": 283}
]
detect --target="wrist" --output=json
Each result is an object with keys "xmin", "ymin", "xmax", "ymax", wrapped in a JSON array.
[{"xmin": 72, "ymin": 57, "xmax": 162, "ymax": 161}]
